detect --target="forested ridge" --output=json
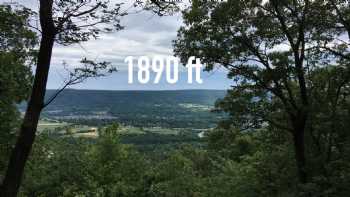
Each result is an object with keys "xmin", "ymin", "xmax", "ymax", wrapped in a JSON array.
[
  {"xmin": 1, "ymin": 0, "xmax": 350, "ymax": 196},
  {"xmin": 27, "ymin": 89, "xmax": 226, "ymax": 128}
]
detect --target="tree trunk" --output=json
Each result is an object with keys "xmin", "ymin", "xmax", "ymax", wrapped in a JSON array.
[
  {"xmin": 292, "ymin": 120, "xmax": 308, "ymax": 184},
  {"xmin": 292, "ymin": 111, "xmax": 308, "ymax": 184},
  {"xmin": 0, "ymin": 1, "xmax": 55, "ymax": 196}
]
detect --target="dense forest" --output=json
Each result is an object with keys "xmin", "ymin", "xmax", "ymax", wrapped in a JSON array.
[{"xmin": 1, "ymin": 0, "xmax": 350, "ymax": 197}]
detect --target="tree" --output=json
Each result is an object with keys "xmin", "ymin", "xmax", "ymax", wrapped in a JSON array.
[
  {"xmin": 0, "ymin": 0, "xmax": 181, "ymax": 195},
  {"xmin": 0, "ymin": 1, "xmax": 122, "ymax": 196},
  {"xmin": 174, "ymin": 0, "xmax": 350, "ymax": 185},
  {"xmin": 136, "ymin": 0, "xmax": 180, "ymax": 16},
  {"xmin": 20, "ymin": 125, "xmax": 148, "ymax": 196},
  {"xmin": 0, "ymin": 4, "xmax": 37, "ymax": 176}
]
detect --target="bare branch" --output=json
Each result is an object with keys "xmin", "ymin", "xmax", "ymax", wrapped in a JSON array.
[{"xmin": 42, "ymin": 59, "xmax": 116, "ymax": 108}]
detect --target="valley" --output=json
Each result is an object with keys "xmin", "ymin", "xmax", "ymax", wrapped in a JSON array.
[{"xmin": 33, "ymin": 89, "xmax": 227, "ymax": 152}]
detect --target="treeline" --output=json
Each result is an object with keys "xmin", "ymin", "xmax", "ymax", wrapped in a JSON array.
[
  {"xmin": 54, "ymin": 117, "xmax": 221, "ymax": 129},
  {"xmin": 13, "ymin": 124, "xmax": 350, "ymax": 196}
]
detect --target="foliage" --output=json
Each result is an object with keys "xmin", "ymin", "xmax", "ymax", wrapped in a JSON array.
[
  {"xmin": 174, "ymin": 0, "xmax": 350, "ymax": 193},
  {"xmin": 0, "ymin": 4, "xmax": 37, "ymax": 176},
  {"xmin": 15, "ymin": 126, "xmax": 301, "ymax": 197},
  {"xmin": 20, "ymin": 125, "xmax": 148, "ymax": 197}
]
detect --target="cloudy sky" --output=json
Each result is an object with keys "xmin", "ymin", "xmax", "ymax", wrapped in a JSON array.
[{"xmin": 9, "ymin": 0, "xmax": 232, "ymax": 90}]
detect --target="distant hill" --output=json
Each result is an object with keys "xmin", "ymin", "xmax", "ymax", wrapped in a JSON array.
[{"xmin": 25, "ymin": 89, "xmax": 227, "ymax": 128}]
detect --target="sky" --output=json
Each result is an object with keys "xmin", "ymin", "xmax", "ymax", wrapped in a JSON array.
[{"xmin": 6, "ymin": 0, "xmax": 233, "ymax": 90}]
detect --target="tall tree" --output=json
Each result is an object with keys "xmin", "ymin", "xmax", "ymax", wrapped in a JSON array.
[
  {"xmin": 0, "ymin": 4, "xmax": 37, "ymax": 175},
  {"xmin": 0, "ymin": 1, "xmax": 180, "ymax": 196},
  {"xmin": 174, "ymin": 0, "xmax": 350, "ymax": 184},
  {"xmin": 0, "ymin": 0, "xmax": 123, "ymax": 196}
]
